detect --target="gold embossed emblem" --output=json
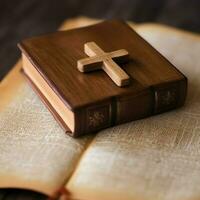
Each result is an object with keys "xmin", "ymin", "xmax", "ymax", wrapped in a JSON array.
[
  {"xmin": 161, "ymin": 90, "xmax": 176, "ymax": 106},
  {"xmin": 154, "ymin": 86, "xmax": 178, "ymax": 114},
  {"xmin": 89, "ymin": 111, "xmax": 105, "ymax": 128}
]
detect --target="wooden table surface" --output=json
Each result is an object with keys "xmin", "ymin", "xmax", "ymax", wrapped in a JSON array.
[{"xmin": 0, "ymin": 0, "xmax": 199, "ymax": 199}]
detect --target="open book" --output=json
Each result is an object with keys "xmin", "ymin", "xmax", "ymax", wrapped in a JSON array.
[{"xmin": 0, "ymin": 17, "xmax": 200, "ymax": 200}]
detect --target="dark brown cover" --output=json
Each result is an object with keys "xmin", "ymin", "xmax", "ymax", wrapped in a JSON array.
[{"xmin": 18, "ymin": 20, "xmax": 187, "ymax": 137}]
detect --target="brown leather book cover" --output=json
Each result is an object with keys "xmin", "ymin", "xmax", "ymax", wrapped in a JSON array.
[{"xmin": 18, "ymin": 20, "xmax": 187, "ymax": 137}]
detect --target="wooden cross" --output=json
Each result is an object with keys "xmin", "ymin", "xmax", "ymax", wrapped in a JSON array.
[{"xmin": 77, "ymin": 42, "xmax": 130, "ymax": 87}]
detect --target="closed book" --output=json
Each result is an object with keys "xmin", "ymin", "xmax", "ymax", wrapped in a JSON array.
[{"xmin": 18, "ymin": 20, "xmax": 187, "ymax": 137}]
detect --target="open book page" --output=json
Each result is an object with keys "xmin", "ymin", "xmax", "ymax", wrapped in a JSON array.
[
  {"xmin": 0, "ymin": 26, "xmax": 93, "ymax": 197},
  {"xmin": 66, "ymin": 23, "xmax": 200, "ymax": 200}
]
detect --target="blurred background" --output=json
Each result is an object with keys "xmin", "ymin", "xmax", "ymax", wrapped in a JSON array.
[
  {"xmin": 0, "ymin": 0, "xmax": 200, "ymax": 81},
  {"xmin": 0, "ymin": 0, "xmax": 199, "ymax": 199}
]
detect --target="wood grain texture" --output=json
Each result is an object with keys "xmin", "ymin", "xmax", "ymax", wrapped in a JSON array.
[
  {"xmin": 19, "ymin": 20, "xmax": 184, "ymax": 109},
  {"xmin": 19, "ymin": 20, "xmax": 187, "ymax": 136}
]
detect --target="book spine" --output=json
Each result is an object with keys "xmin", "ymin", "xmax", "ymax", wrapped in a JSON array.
[
  {"xmin": 117, "ymin": 77, "xmax": 187, "ymax": 125},
  {"xmin": 74, "ymin": 99, "xmax": 113, "ymax": 137},
  {"xmin": 74, "ymin": 77, "xmax": 187, "ymax": 137}
]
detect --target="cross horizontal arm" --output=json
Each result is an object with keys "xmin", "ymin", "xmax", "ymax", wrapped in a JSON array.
[
  {"xmin": 77, "ymin": 55, "xmax": 104, "ymax": 72},
  {"xmin": 77, "ymin": 49, "xmax": 129, "ymax": 72},
  {"xmin": 77, "ymin": 57, "xmax": 102, "ymax": 72},
  {"xmin": 109, "ymin": 49, "xmax": 129, "ymax": 63}
]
